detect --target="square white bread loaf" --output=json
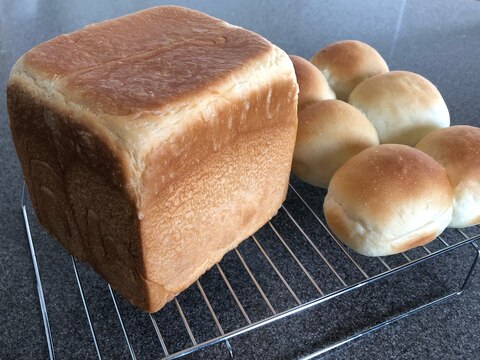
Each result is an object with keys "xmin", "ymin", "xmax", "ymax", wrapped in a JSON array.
[{"xmin": 8, "ymin": 6, "xmax": 298, "ymax": 312}]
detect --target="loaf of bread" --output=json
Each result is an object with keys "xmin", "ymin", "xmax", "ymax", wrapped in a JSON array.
[
  {"xmin": 324, "ymin": 144, "xmax": 453, "ymax": 256},
  {"xmin": 310, "ymin": 40, "xmax": 388, "ymax": 101},
  {"xmin": 289, "ymin": 55, "xmax": 335, "ymax": 111},
  {"xmin": 416, "ymin": 125, "xmax": 480, "ymax": 228},
  {"xmin": 8, "ymin": 6, "xmax": 298, "ymax": 312},
  {"xmin": 349, "ymin": 71, "xmax": 450, "ymax": 146},
  {"xmin": 292, "ymin": 99, "xmax": 379, "ymax": 188}
]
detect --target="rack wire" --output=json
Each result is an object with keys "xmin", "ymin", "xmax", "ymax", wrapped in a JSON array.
[{"xmin": 21, "ymin": 178, "xmax": 480, "ymax": 359}]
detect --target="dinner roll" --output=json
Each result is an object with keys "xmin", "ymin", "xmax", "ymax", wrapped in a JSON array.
[
  {"xmin": 289, "ymin": 55, "xmax": 336, "ymax": 111},
  {"xmin": 310, "ymin": 40, "xmax": 388, "ymax": 101},
  {"xmin": 324, "ymin": 144, "xmax": 453, "ymax": 256},
  {"xmin": 416, "ymin": 125, "xmax": 480, "ymax": 228},
  {"xmin": 292, "ymin": 99, "xmax": 379, "ymax": 188},
  {"xmin": 349, "ymin": 71, "xmax": 450, "ymax": 146}
]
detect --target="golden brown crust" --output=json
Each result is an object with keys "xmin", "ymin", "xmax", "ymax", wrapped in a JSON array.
[
  {"xmin": 310, "ymin": 40, "xmax": 388, "ymax": 101},
  {"xmin": 292, "ymin": 99, "xmax": 378, "ymax": 188},
  {"xmin": 138, "ymin": 75, "xmax": 298, "ymax": 310},
  {"xmin": 289, "ymin": 55, "xmax": 335, "ymax": 111},
  {"xmin": 140, "ymin": 76, "xmax": 297, "ymax": 208},
  {"xmin": 392, "ymin": 231, "xmax": 437, "ymax": 253},
  {"xmin": 329, "ymin": 144, "xmax": 451, "ymax": 220},
  {"xmin": 22, "ymin": 6, "xmax": 225, "ymax": 79},
  {"xmin": 349, "ymin": 71, "xmax": 443, "ymax": 113},
  {"xmin": 60, "ymin": 28, "xmax": 272, "ymax": 116},
  {"xmin": 295, "ymin": 99, "xmax": 376, "ymax": 144},
  {"xmin": 348, "ymin": 71, "xmax": 450, "ymax": 146},
  {"xmin": 21, "ymin": 6, "xmax": 271, "ymax": 116},
  {"xmin": 8, "ymin": 81, "xmax": 148, "ymax": 308},
  {"xmin": 416, "ymin": 125, "xmax": 480, "ymax": 228},
  {"xmin": 141, "ymin": 125, "xmax": 295, "ymax": 308},
  {"xmin": 8, "ymin": 6, "xmax": 298, "ymax": 312},
  {"xmin": 416, "ymin": 126, "xmax": 480, "ymax": 188},
  {"xmin": 324, "ymin": 144, "xmax": 453, "ymax": 256},
  {"xmin": 9, "ymin": 69, "xmax": 297, "ymax": 313}
]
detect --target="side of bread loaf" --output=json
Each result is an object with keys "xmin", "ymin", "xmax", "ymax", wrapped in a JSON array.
[{"xmin": 8, "ymin": 6, "xmax": 298, "ymax": 312}]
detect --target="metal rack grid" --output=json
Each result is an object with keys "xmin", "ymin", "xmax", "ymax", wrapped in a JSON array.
[{"xmin": 21, "ymin": 178, "xmax": 480, "ymax": 359}]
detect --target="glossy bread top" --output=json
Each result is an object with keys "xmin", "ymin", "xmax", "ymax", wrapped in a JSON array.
[{"xmin": 18, "ymin": 6, "xmax": 273, "ymax": 116}]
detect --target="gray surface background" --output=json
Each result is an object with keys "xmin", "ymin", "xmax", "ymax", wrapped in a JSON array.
[{"xmin": 1, "ymin": 0, "xmax": 480, "ymax": 359}]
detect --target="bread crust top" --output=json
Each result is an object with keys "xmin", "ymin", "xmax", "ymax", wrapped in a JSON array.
[{"xmin": 15, "ymin": 6, "xmax": 274, "ymax": 117}]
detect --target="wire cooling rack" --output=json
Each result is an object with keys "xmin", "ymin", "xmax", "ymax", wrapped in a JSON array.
[{"xmin": 21, "ymin": 176, "xmax": 480, "ymax": 359}]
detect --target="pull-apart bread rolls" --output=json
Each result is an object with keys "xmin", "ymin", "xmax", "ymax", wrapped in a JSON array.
[
  {"xmin": 8, "ymin": 6, "xmax": 298, "ymax": 312},
  {"xmin": 416, "ymin": 125, "xmax": 480, "ymax": 228},
  {"xmin": 289, "ymin": 55, "xmax": 335, "ymax": 111},
  {"xmin": 349, "ymin": 71, "xmax": 450, "ymax": 146},
  {"xmin": 324, "ymin": 144, "xmax": 453, "ymax": 256},
  {"xmin": 292, "ymin": 100, "xmax": 379, "ymax": 188},
  {"xmin": 310, "ymin": 40, "xmax": 388, "ymax": 101}
]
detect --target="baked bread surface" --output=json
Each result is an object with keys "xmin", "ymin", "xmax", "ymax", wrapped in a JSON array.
[
  {"xmin": 324, "ymin": 144, "xmax": 453, "ymax": 256},
  {"xmin": 310, "ymin": 40, "xmax": 388, "ymax": 101},
  {"xmin": 348, "ymin": 71, "xmax": 450, "ymax": 146},
  {"xmin": 292, "ymin": 99, "xmax": 379, "ymax": 188},
  {"xmin": 8, "ymin": 6, "xmax": 298, "ymax": 312},
  {"xmin": 289, "ymin": 55, "xmax": 335, "ymax": 111},
  {"xmin": 416, "ymin": 125, "xmax": 480, "ymax": 228}
]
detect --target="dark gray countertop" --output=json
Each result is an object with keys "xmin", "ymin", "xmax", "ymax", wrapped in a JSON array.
[{"xmin": 1, "ymin": 0, "xmax": 480, "ymax": 359}]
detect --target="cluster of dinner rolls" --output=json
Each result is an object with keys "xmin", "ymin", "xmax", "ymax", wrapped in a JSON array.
[
  {"xmin": 292, "ymin": 99, "xmax": 379, "ymax": 188},
  {"xmin": 416, "ymin": 126, "xmax": 480, "ymax": 228},
  {"xmin": 290, "ymin": 40, "xmax": 480, "ymax": 256},
  {"xmin": 289, "ymin": 55, "xmax": 335, "ymax": 111},
  {"xmin": 323, "ymin": 145, "xmax": 453, "ymax": 256},
  {"xmin": 349, "ymin": 71, "xmax": 450, "ymax": 146},
  {"xmin": 310, "ymin": 40, "xmax": 388, "ymax": 101}
]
